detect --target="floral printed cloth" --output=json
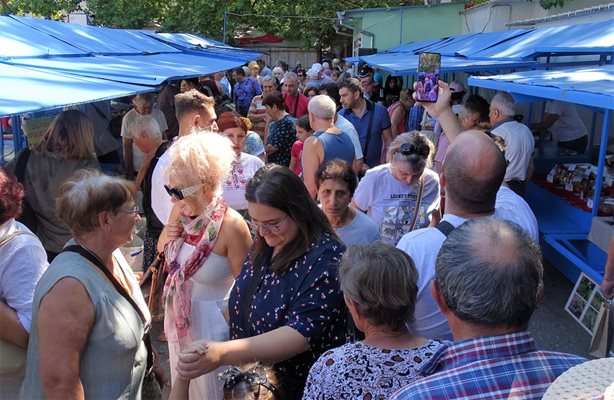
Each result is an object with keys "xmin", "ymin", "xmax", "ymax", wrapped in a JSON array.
[
  {"xmin": 163, "ymin": 196, "xmax": 227, "ymax": 342},
  {"xmin": 302, "ymin": 339, "xmax": 446, "ymax": 400},
  {"xmin": 228, "ymin": 233, "xmax": 346, "ymax": 399}
]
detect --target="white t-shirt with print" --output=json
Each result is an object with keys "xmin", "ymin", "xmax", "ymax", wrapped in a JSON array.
[
  {"xmin": 222, "ymin": 153, "xmax": 264, "ymax": 211},
  {"xmin": 353, "ymin": 164, "xmax": 440, "ymax": 245}
]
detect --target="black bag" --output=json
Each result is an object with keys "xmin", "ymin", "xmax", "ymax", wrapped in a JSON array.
[{"xmin": 13, "ymin": 148, "xmax": 38, "ymax": 233}]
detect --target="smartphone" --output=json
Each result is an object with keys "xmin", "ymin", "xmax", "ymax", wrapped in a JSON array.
[{"xmin": 416, "ymin": 52, "xmax": 441, "ymax": 103}]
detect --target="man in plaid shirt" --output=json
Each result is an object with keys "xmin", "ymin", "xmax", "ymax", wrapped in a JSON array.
[{"xmin": 392, "ymin": 217, "xmax": 586, "ymax": 400}]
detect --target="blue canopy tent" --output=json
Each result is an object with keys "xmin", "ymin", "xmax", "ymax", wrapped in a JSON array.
[
  {"xmin": 470, "ymin": 19, "xmax": 614, "ymax": 60},
  {"xmin": 0, "ymin": 14, "xmax": 255, "ymax": 159},
  {"xmin": 359, "ymin": 53, "xmax": 537, "ymax": 76},
  {"xmin": 3, "ymin": 53, "xmax": 248, "ymax": 86},
  {"xmin": 144, "ymin": 32, "xmax": 262, "ymax": 62},
  {"xmin": 469, "ymin": 65, "xmax": 614, "ymax": 283}
]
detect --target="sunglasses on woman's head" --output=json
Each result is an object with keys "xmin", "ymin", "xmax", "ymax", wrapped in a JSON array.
[{"xmin": 164, "ymin": 183, "xmax": 203, "ymax": 200}]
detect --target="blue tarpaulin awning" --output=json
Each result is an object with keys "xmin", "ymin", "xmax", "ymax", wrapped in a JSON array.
[
  {"xmin": 359, "ymin": 53, "xmax": 537, "ymax": 76},
  {"xmin": 0, "ymin": 63, "xmax": 151, "ymax": 116},
  {"xmin": 420, "ymin": 28, "xmax": 534, "ymax": 58},
  {"xmin": 9, "ymin": 15, "xmax": 180, "ymax": 55},
  {"xmin": 144, "ymin": 32, "xmax": 262, "ymax": 62},
  {"xmin": 468, "ymin": 65, "xmax": 614, "ymax": 109},
  {"xmin": 3, "ymin": 52, "xmax": 247, "ymax": 86},
  {"xmin": 470, "ymin": 19, "xmax": 614, "ymax": 60}
]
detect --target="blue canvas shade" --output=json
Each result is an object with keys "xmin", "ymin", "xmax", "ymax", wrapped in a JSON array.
[
  {"xmin": 10, "ymin": 15, "xmax": 179, "ymax": 55},
  {"xmin": 359, "ymin": 53, "xmax": 536, "ymax": 76},
  {"xmin": 3, "ymin": 52, "xmax": 246, "ymax": 86},
  {"xmin": 468, "ymin": 65, "xmax": 614, "ymax": 109},
  {"xmin": 470, "ymin": 19, "xmax": 614, "ymax": 60},
  {"xmin": 0, "ymin": 16, "xmax": 86, "ymax": 58},
  {"xmin": 0, "ymin": 63, "xmax": 151, "ymax": 117},
  {"xmin": 420, "ymin": 28, "xmax": 533, "ymax": 58},
  {"xmin": 146, "ymin": 32, "xmax": 262, "ymax": 62},
  {"xmin": 384, "ymin": 37, "xmax": 448, "ymax": 54}
]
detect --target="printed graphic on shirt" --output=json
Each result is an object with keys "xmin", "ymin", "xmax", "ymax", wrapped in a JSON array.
[{"xmin": 380, "ymin": 200, "xmax": 427, "ymax": 244}]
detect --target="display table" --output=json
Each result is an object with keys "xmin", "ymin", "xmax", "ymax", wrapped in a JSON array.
[{"xmin": 588, "ymin": 217, "xmax": 614, "ymax": 253}]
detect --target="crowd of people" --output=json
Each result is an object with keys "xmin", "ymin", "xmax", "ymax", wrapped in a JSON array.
[{"xmin": 0, "ymin": 56, "xmax": 607, "ymax": 400}]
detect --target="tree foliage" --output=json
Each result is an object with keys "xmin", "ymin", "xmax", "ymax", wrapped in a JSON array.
[
  {"xmin": 0, "ymin": 0, "xmax": 425, "ymax": 48},
  {"xmin": 539, "ymin": 0, "xmax": 566, "ymax": 10}
]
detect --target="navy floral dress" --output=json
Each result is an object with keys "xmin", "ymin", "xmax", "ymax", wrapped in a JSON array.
[
  {"xmin": 228, "ymin": 233, "xmax": 346, "ymax": 399},
  {"xmin": 267, "ymin": 114, "xmax": 296, "ymax": 167}
]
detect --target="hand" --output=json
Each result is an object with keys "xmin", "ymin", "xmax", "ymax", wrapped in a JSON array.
[
  {"xmin": 165, "ymin": 222, "xmax": 184, "ymax": 242},
  {"xmin": 413, "ymin": 80, "xmax": 452, "ymax": 119},
  {"xmin": 264, "ymin": 113, "xmax": 272, "ymax": 124},
  {"xmin": 176, "ymin": 341, "xmax": 220, "ymax": 380},
  {"xmin": 600, "ymin": 278, "xmax": 614, "ymax": 299}
]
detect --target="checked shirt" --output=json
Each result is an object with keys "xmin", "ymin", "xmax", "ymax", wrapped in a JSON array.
[{"xmin": 391, "ymin": 331, "xmax": 586, "ymax": 400}]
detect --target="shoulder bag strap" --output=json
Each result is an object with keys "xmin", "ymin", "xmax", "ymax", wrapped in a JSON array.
[
  {"xmin": 0, "ymin": 231, "xmax": 32, "ymax": 248},
  {"xmin": 435, "ymin": 221, "xmax": 456, "ymax": 237},
  {"xmin": 63, "ymin": 245, "xmax": 146, "ymax": 323},
  {"xmin": 407, "ymin": 175, "xmax": 425, "ymax": 232},
  {"xmin": 14, "ymin": 148, "xmax": 31, "ymax": 183},
  {"xmin": 362, "ymin": 100, "xmax": 376, "ymax": 160}
]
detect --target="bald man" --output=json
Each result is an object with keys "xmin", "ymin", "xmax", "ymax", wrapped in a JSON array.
[
  {"xmin": 302, "ymin": 95, "xmax": 356, "ymax": 198},
  {"xmin": 396, "ymin": 129, "xmax": 538, "ymax": 340}
]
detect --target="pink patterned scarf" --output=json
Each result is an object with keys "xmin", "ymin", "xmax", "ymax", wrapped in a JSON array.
[{"xmin": 162, "ymin": 196, "xmax": 227, "ymax": 342}]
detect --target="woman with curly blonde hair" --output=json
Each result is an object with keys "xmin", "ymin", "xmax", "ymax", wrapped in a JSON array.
[{"xmin": 157, "ymin": 131, "xmax": 253, "ymax": 399}]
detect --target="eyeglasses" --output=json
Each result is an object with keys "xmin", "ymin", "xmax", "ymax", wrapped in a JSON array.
[
  {"xmin": 399, "ymin": 143, "xmax": 429, "ymax": 157},
  {"xmin": 246, "ymin": 215, "xmax": 288, "ymax": 234},
  {"xmin": 164, "ymin": 183, "xmax": 203, "ymax": 200},
  {"xmin": 118, "ymin": 205, "xmax": 140, "ymax": 215}
]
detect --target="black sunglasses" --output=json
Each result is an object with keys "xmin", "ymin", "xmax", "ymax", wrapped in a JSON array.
[
  {"xmin": 163, "ymin": 183, "xmax": 203, "ymax": 200},
  {"xmin": 399, "ymin": 143, "xmax": 428, "ymax": 157}
]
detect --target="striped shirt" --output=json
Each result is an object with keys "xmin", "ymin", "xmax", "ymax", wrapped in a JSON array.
[{"xmin": 391, "ymin": 331, "xmax": 586, "ymax": 400}]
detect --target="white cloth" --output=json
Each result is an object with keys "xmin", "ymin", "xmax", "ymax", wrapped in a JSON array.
[
  {"xmin": 0, "ymin": 219, "xmax": 48, "ymax": 332},
  {"xmin": 151, "ymin": 147, "xmax": 173, "ymax": 224},
  {"xmin": 353, "ymin": 164, "xmax": 440, "ymax": 245},
  {"xmin": 396, "ymin": 186, "xmax": 540, "ymax": 340},
  {"xmin": 336, "ymin": 114, "xmax": 364, "ymax": 160},
  {"xmin": 167, "ymin": 248, "xmax": 233, "ymax": 400},
  {"xmin": 495, "ymin": 185, "xmax": 539, "ymax": 242},
  {"xmin": 222, "ymin": 153, "xmax": 264, "ymax": 211},
  {"xmin": 121, "ymin": 108, "xmax": 168, "ymax": 171},
  {"xmin": 0, "ymin": 219, "xmax": 48, "ymax": 399},
  {"xmin": 491, "ymin": 120, "xmax": 535, "ymax": 182},
  {"xmin": 545, "ymin": 100, "xmax": 587, "ymax": 142}
]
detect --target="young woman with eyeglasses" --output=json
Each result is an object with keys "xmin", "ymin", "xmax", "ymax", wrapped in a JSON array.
[
  {"xmin": 351, "ymin": 131, "xmax": 441, "ymax": 245},
  {"xmin": 156, "ymin": 132, "xmax": 252, "ymax": 399},
  {"xmin": 175, "ymin": 164, "xmax": 347, "ymax": 400}
]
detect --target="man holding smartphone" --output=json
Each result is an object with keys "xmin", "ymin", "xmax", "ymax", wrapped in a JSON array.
[{"xmin": 339, "ymin": 78, "xmax": 392, "ymax": 169}]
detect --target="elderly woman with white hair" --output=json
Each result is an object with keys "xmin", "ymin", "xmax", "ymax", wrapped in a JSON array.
[
  {"xmin": 352, "ymin": 131, "xmax": 441, "ymax": 245},
  {"xmin": 121, "ymin": 93, "xmax": 168, "ymax": 180},
  {"xmin": 156, "ymin": 132, "xmax": 252, "ymax": 399},
  {"xmin": 303, "ymin": 242, "xmax": 445, "ymax": 399}
]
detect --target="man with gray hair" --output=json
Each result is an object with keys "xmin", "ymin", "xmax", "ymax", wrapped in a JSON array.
[
  {"xmin": 302, "ymin": 95, "xmax": 356, "ymax": 198},
  {"xmin": 392, "ymin": 217, "xmax": 586, "ymax": 400},
  {"xmin": 489, "ymin": 92, "xmax": 535, "ymax": 197},
  {"xmin": 121, "ymin": 93, "xmax": 168, "ymax": 179},
  {"xmin": 282, "ymin": 72, "xmax": 309, "ymax": 118}
]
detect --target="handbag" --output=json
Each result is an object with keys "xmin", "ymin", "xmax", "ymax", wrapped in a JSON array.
[
  {"xmin": 13, "ymin": 148, "xmax": 38, "ymax": 233},
  {"xmin": 0, "ymin": 230, "xmax": 34, "ymax": 378},
  {"xmin": 588, "ymin": 299, "xmax": 614, "ymax": 358},
  {"xmin": 63, "ymin": 245, "xmax": 163, "ymax": 399},
  {"xmin": 140, "ymin": 253, "xmax": 167, "ymax": 321}
]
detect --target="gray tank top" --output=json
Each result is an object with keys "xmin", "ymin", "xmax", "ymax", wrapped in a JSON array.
[{"xmin": 20, "ymin": 250, "xmax": 147, "ymax": 400}]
